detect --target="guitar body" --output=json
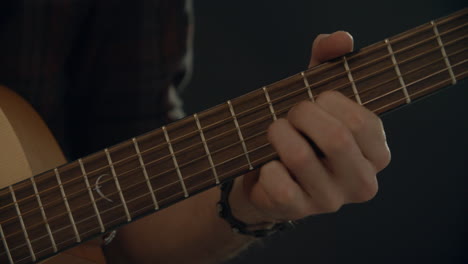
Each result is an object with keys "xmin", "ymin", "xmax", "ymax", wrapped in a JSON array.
[{"xmin": 0, "ymin": 85, "xmax": 105, "ymax": 264}]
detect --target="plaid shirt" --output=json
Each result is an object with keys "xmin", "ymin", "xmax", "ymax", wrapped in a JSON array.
[{"xmin": 0, "ymin": 0, "xmax": 192, "ymax": 159}]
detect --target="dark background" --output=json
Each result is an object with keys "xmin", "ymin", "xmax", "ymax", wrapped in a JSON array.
[{"xmin": 182, "ymin": 1, "xmax": 468, "ymax": 264}]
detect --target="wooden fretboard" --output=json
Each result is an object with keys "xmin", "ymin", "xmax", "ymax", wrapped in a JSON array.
[{"xmin": 1, "ymin": 8, "xmax": 467, "ymax": 264}]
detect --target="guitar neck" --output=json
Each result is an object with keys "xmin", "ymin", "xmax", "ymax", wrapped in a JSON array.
[{"xmin": 1, "ymin": 8, "xmax": 467, "ymax": 264}]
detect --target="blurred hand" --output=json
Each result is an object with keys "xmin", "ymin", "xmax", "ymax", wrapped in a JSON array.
[{"xmin": 230, "ymin": 31, "xmax": 391, "ymax": 224}]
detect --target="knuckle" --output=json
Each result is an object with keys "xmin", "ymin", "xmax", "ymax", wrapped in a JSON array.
[
  {"xmin": 315, "ymin": 193, "xmax": 344, "ymax": 214},
  {"xmin": 269, "ymin": 189, "xmax": 294, "ymax": 211},
  {"xmin": 325, "ymin": 124, "xmax": 354, "ymax": 153},
  {"xmin": 354, "ymin": 175, "xmax": 379, "ymax": 202},
  {"xmin": 372, "ymin": 113, "xmax": 383, "ymax": 126},
  {"xmin": 287, "ymin": 144, "xmax": 312, "ymax": 169},
  {"xmin": 346, "ymin": 111, "xmax": 367, "ymax": 132},
  {"xmin": 375, "ymin": 147, "xmax": 391, "ymax": 171},
  {"xmin": 267, "ymin": 118, "xmax": 287, "ymax": 142},
  {"xmin": 346, "ymin": 110, "xmax": 380, "ymax": 134},
  {"xmin": 276, "ymin": 186, "xmax": 297, "ymax": 207},
  {"xmin": 296, "ymin": 205, "xmax": 311, "ymax": 218},
  {"xmin": 268, "ymin": 118, "xmax": 287, "ymax": 132},
  {"xmin": 288, "ymin": 101, "xmax": 313, "ymax": 121},
  {"xmin": 292, "ymin": 205, "xmax": 314, "ymax": 220},
  {"xmin": 316, "ymin": 90, "xmax": 342, "ymax": 105},
  {"xmin": 261, "ymin": 160, "xmax": 280, "ymax": 175},
  {"xmin": 322, "ymin": 199, "xmax": 343, "ymax": 213}
]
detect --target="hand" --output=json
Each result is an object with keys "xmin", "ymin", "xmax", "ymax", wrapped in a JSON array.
[{"xmin": 229, "ymin": 31, "xmax": 391, "ymax": 224}]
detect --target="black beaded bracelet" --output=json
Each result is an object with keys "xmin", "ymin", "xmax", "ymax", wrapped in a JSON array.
[{"xmin": 217, "ymin": 179, "xmax": 292, "ymax": 238}]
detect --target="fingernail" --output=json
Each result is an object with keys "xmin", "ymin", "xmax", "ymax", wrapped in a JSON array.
[
  {"xmin": 336, "ymin": 31, "xmax": 354, "ymax": 51},
  {"xmin": 341, "ymin": 31, "xmax": 354, "ymax": 41}
]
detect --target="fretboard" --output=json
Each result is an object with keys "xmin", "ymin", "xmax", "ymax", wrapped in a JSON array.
[{"xmin": 1, "ymin": 8, "xmax": 467, "ymax": 264}]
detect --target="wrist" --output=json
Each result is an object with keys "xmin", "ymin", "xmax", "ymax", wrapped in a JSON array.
[
  {"xmin": 218, "ymin": 177, "xmax": 292, "ymax": 238},
  {"xmin": 229, "ymin": 177, "xmax": 276, "ymax": 225}
]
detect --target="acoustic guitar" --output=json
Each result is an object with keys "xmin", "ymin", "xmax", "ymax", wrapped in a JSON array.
[{"xmin": 0, "ymin": 8, "xmax": 466, "ymax": 264}]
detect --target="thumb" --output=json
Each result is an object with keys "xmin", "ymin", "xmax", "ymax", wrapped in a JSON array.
[{"xmin": 308, "ymin": 31, "xmax": 354, "ymax": 68}]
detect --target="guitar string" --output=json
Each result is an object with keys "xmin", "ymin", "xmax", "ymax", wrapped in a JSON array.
[
  {"xmin": 3, "ymin": 57, "xmax": 467, "ymax": 246},
  {"xmin": 1, "ymin": 17, "xmax": 465, "ymax": 211},
  {"xmin": 0, "ymin": 40, "xmax": 464, "ymax": 252},
  {"xmin": 5, "ymin": 63, "xmax": 464, "ymax": 259},
  {"xmin": 10, "ymin": 151, "xmax": 280, "ymax": 264},
  {"xmin": 1, "ymin": 11, "xmax": 466, "ymax": 206},
  {"xmin": 0, "ymin": 31, "xmax": 466, "ymax": 233},
  {"xmin": 1, "ymin": 14, "xmax": 466, "ymax": 252},
  {"xmin": 2, "ymin": 61, "xmax": 466, "ymax": 254},
  {"xmin": 1, "ymin": 35, "xmax": 466, "ymax": 231},
  {"xmin": 4, "ymin": 68, "xmax": 467, "ymax": 262},
  {"xmin": 5, "ymin": 62, "xmax": 466, "ymax": 254},
  {"xmin": 1, "ymin": 21, "xmax": 465, "ymax": 217},
  {"xmin": 2, "ymin": 10, "xmax": 467, "ymax": 262},
  {"xmin": 1, "ymin": 27, "xmax": 466, "ymax": 227}
]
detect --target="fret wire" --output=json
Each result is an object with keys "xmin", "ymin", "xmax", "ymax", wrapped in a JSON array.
[
  {"xmin": 1, "ymin": 41, "xmax": 466, "ymax": 233},
  {"xmin": 94, "ymin": 62, "xmax": 468, "ymax": 213},
  {"xmin": 0, "ymin": 223, "xmax": 13, "ymax": 264},
  {"xmin": 352, "ymin": 45, "xmax": 467, "ymax": 99},
  {"xmin": 23, "ymin": 149, "xmax": 281, "ymax": 262},
  {"xmin": 9, "ymin": 23, "xmax": 468, "ymax": 220},
  {"xmin": 302, "ymin": 23, "xmax": 467, "ymax": 100},
  {"xmin": 0, "ymin": 17, "xmax": 464, "ymax": 262},
  {"xmin": 373, "ymin": 72, "xmax": 463, "ymax": 113},
  {"xmin": 343, "ymin": 56, "xmax": 363, "ymax": 105},
  {"xmin": 334, "ymin": 12, "xmax": 467, "ymax": 68},
  {"xmin": 2, "ymin": 110, "xmax": 274, "ymax": 239},
  {"xmin": 9, "ymin": 66, "xmax": 467, "ymax": 259},
  {"xmin": 1, "ymin": 13, "xmax": 466, "ymax": 239},
  {"xmin": 13, "ymin": 60, "xmax": 466, "ymax": 256},
  {"xmin": 356, "ymin": 21, "xmax": 467, "ymax": 71},
  {"xmin": 78, "ymin": 159, "xmax": 106, "ymax": 232},
  {"xmin": 158, "ymin": 70, "xmax": 467, "ymax": 203},
  {"xmin": 431, "ymin": 20, "xmax": 457, "ymax": 85},
  {"xmin": 4, "ymin": 26, "xmax": 466, "ymax": 219},
  {"xmin": 227, "ymin": 100, "xmax": 254, "ymax": 170},
  {"xmin": 110, "ymin": 142, "xmax": 278, "ymax": 212},
  {"xmin": 300, "ymin": 71, "xmax": 315, "ymax": 102},
  {"xmin": 104, "ymin": 148, "xmax": 132, "ymax": 221},
  {"xmin": 67, "ymin": 60, "xmax": 468, "ymax": 225},
  {"xmin": 344, "ymin": 48, "xmax": 468, "ymax": 108},
  {"xmin": 9, "ymin": 186, "xmax": 36, "ymax": 261},
  {"xmin": 365, "ymin": 59, "xmax": 467, "ymax": 108},
  {"xmin": 1, "ymin": 49, "xmax": 466, "ymax": 237},
  {"xmin": 187, "ymin": 37, "xmax": 464, "ymax": 146},
  {"xmin": 301, "ymin": 22, "xmax": 467, "ymax": 99},
  {"xmin": 162, "ymin": 126, "xmax": 189, "ymax": 197},
  {"xmin": 151, "ymin": 149, "xmax": 280, "ymax": 209},
  {"xmin": 385, "ymin": 38, "xmax": 412, "ymax": 104},
  {"xmin": 262, "ymin": 87, "xmax": 277, "ymax": 121},
  {"xmin": 132, "ymin": 138, "xmax": 160, "ymax": 209},
  {"xmin": 54, "ymin": 168, "xmax": 81, "ymax": 243},
  {"xmin": 193, "ymin": 114, "xmax": 220, "ymax": 184},
  {"xmin": 30, "ymin": 176, "xmax": 57, "ymax": 252}
]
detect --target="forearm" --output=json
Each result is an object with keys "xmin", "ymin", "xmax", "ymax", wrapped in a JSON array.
[{"xmin": 103, "ymin": 184, "xmax": 255, "ymax": 264}]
